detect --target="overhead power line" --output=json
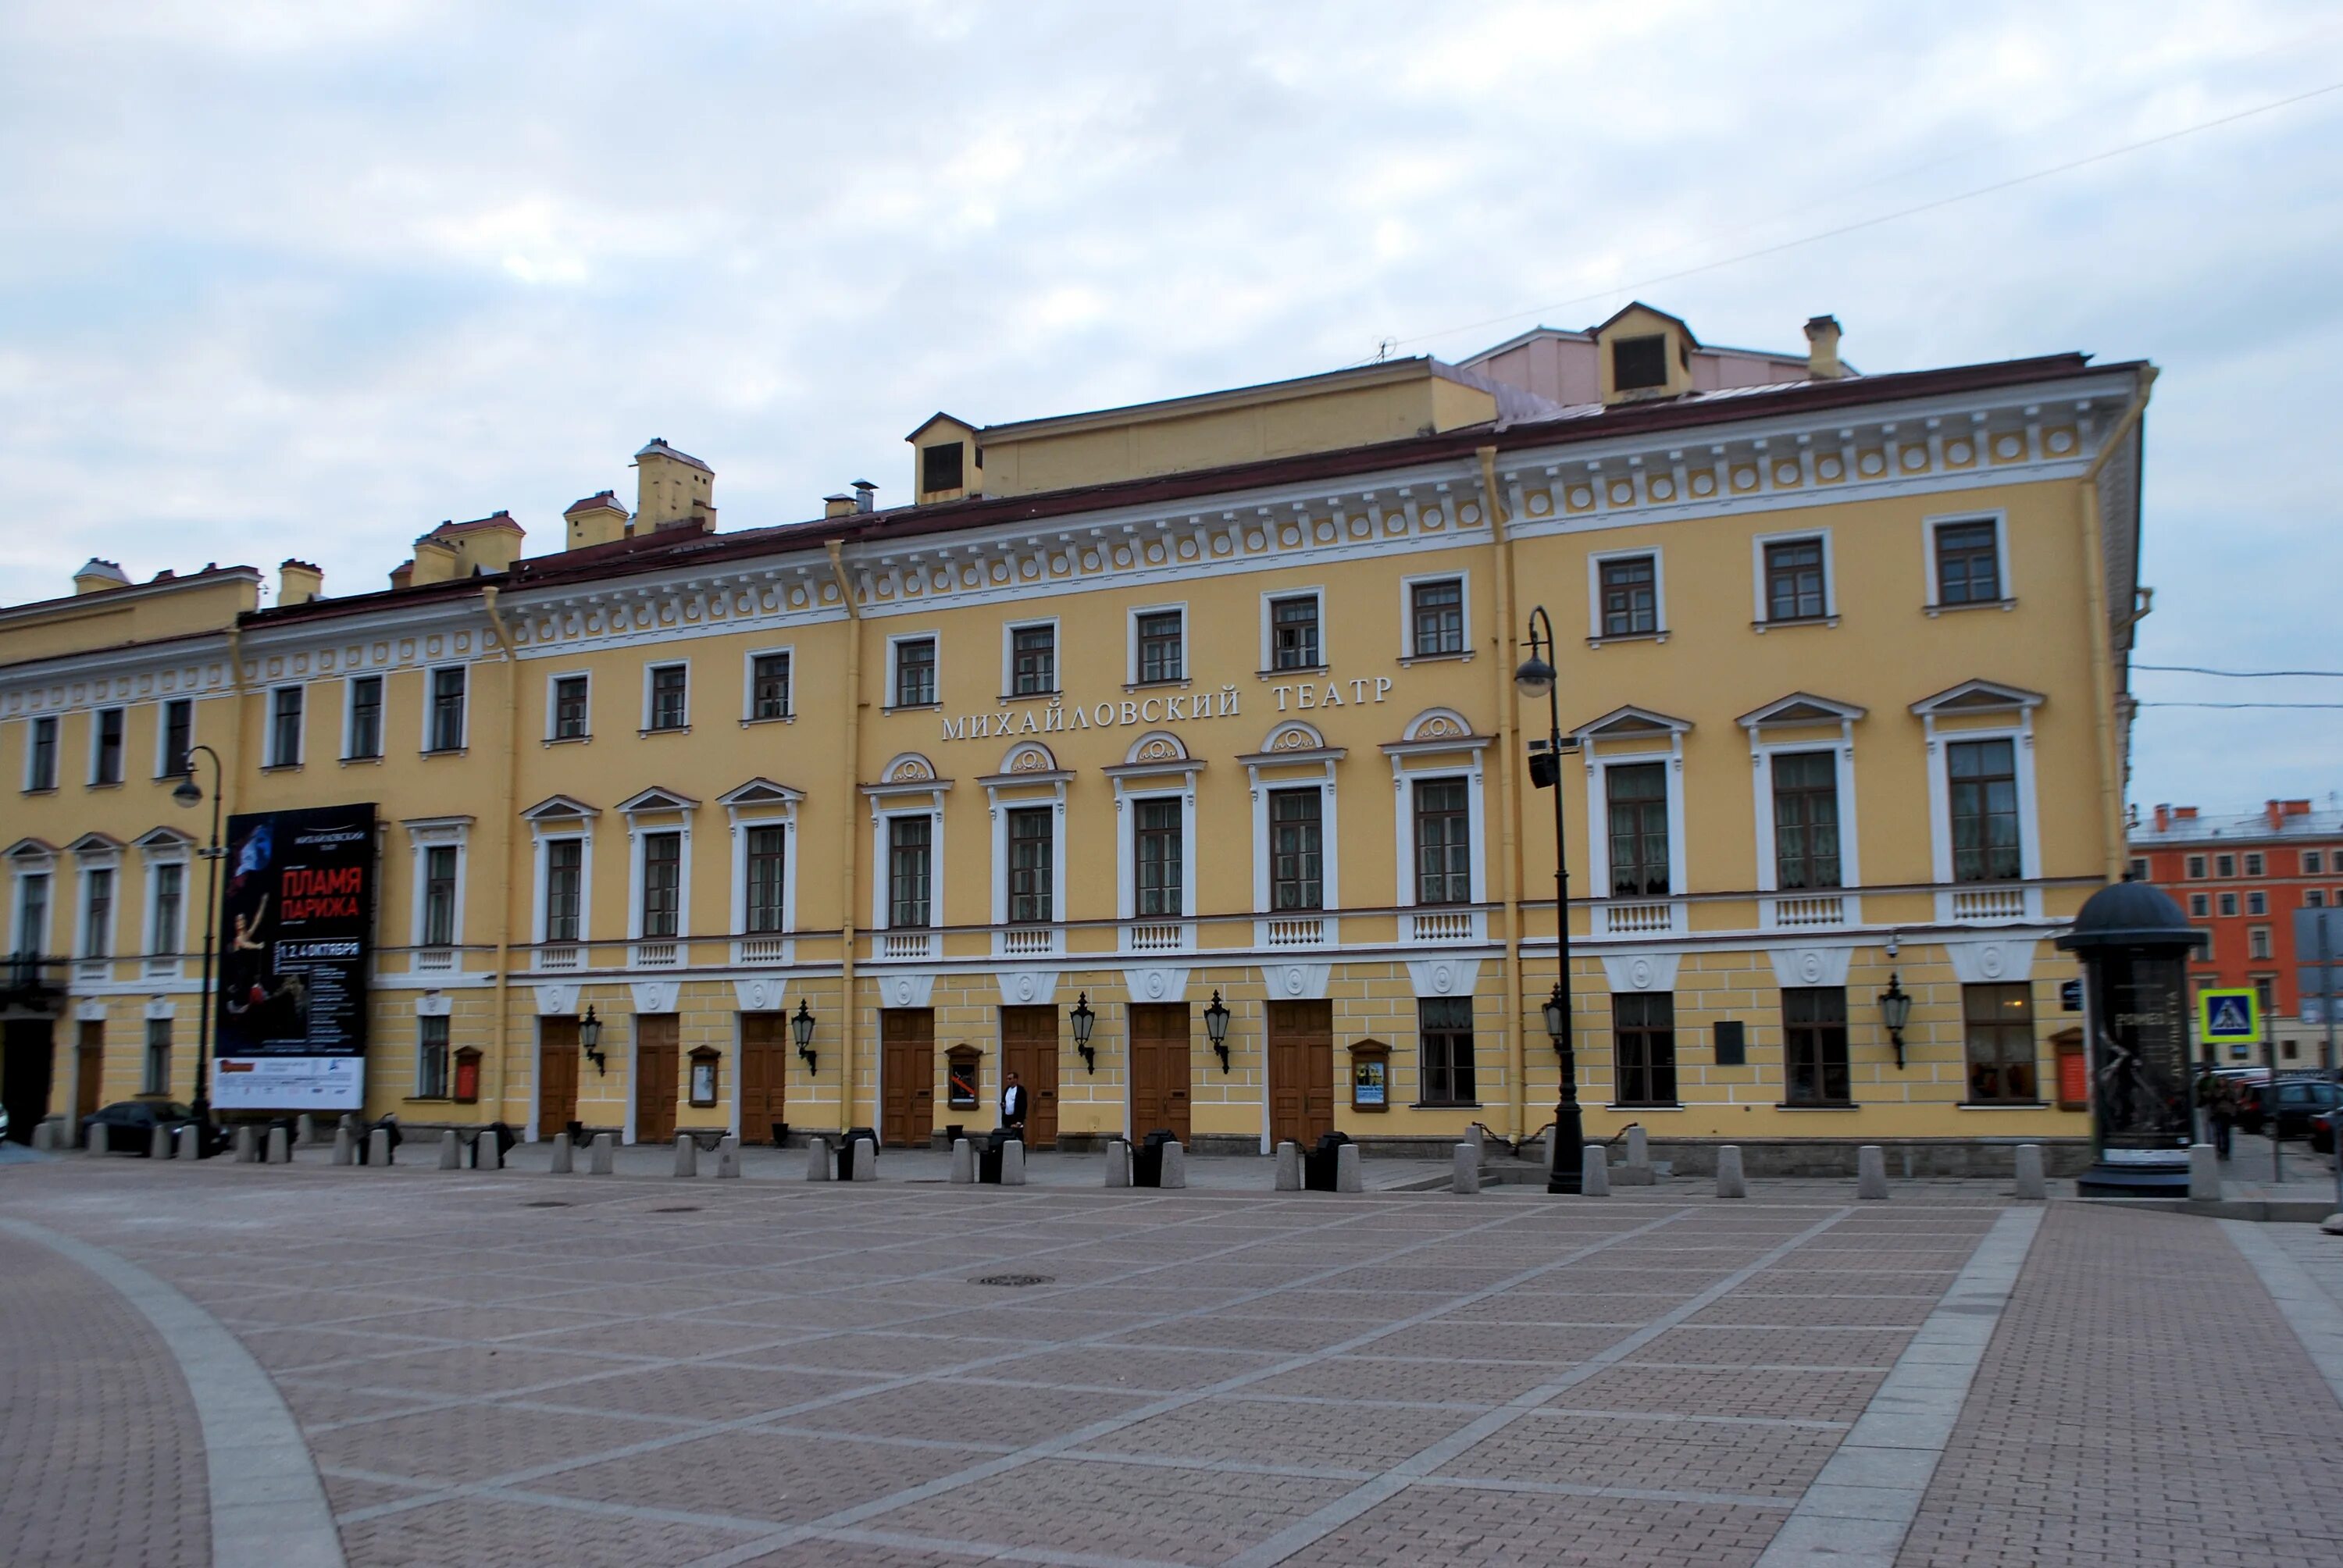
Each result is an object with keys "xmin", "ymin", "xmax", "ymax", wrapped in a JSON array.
[
  {"xmin": 2135, "ymin": 701, "xmax": 2343, "ymax": 711},
  {"xmin": 2134, "ymin": 662, "xmax": 2343, "ymax": 679}
]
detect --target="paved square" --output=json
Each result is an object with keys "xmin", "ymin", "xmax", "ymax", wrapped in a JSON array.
[{"xmin": 4, "ymin": 1155, "xmax": 2343, "ymax": 1566}]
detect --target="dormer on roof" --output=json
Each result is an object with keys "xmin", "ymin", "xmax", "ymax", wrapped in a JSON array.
[
  {"xmin": 563, "ymin": 490, "xmax": 630, "ymax": 551},
  {"xmin": 420, "ymin": 511, "xmax": 526, "ymax": 578},
  {"xmin": 907, "ymin": 413, "xmax": 983, "ymax": 505},
  {"xmin": 1592, "ymin": 302, "xmax": 1698, "ymax": 405}
]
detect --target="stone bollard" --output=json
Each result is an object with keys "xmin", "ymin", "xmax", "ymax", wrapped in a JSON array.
[
  {"xmin": 548, "ymin": 1134, "xmax": 574, "ymax": 1174},
  {"xmin": 32, "ymin": 1118, "xmax": 54, "ymax": 1152},
  {"xmin": 1452, "ymin": 1142, "xmax": 1480, "ymax": 1195},
  {"xmin": 234, "ymin": 1125, "xmax": 260, "ymax": 1164},
  {"xmin": 2189, "ymin": 1142, "xmax": 2222, "ymax": 1203},
  {"xmin": 1275, "ymin": 1140, "xmax": 1303, "ymax": 1192},
  {"xmin": 1002, "ymin": 1139, "xmax": 1026, "ymax": 1186},
  {"xmin": 851, "ymin": 1138, "xmax": 876, "ymax": 1181},
  {"xmin": 806, "ymin": 1138, "xmax": 833, "ymax": 1181},
  {"xmin": 368, "ymin": 1128, "xmax": 393, "ymax": 1167},
  {"xmin": 86, "ymin": 1122, "xmax": 109, "ymax": 1157},
  {"xmin": 295, "ymin": 1114, "xmax": 316, "ymax": 1148},
  {"xmin": 1716, "ymin": 1145, "xmax": 1747, "ymax": 1199},
  {"xmin": 1467, "ymin": 1124, "xmax": 1486, "ymax": 1167},
  {"xmin": 2013, "ymin": 1143, "xmax": 2046, "ymax": 1200},
  {"xmin": 1581, "ymin": 1144, "xmax": 1610, "ymax": 1196},
  {"xmin": 437, "ymin": 1129, "xmax": 462, "ymax": 1170},
  {"xmin": 588, "ymin": 1132, "xmax": 615, "ymax": 1175},
  {"xmin": 266, "ymin": 1125, "xmax": 291, "ymax": 1165},
  {"xmin": 1617, "ymin": 1125, "xmax": 1653, "ymax": 1185},
  {"xmin": 150, "ymin": 1123, "xmax": 174, "ymax": 1160},
  {"xmin": 1159, "ymin": 1139, "xmax": 1188, "ymax": 1189},
  {"xmin": 1336, "ymin": 1142, "xmax": 1364, "ymax": 1194},
  {"xmin": 950, "ymin": 1139, "xmax": 975, "ymax": 1185},
  {"xmin": 673, "ymin": 1133, "xmax": 698, "ymax": 1178},
  {"xmin": 176, "ymin": 1125, "xmax": 199, "ymax": 1160},
  {"xmin": 1856, "ymin": 1145, "xmax": 1889, "ymax": 1200},
  {"xmin": 331, "ymin": 1124, "xmax": 355, "ymax": 1165},
  {"xmin": 715, "ymin": 1136, "xmax": 740, "ymax": 1178},
  {"xmin": 476, "ymin": 1131, "xmax": 501, "ymax": 1171},
  {"xmin": 1104, "ymin": 1139, "xmax": 1131, "ymax": 1188}
]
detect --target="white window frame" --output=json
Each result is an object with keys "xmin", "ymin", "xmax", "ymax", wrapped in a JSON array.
[
  {"xmin": 1246, "ymin": 722, "xmax": 1342, "ymax": 946},
  {"xmin": 9, "ymin": 851, "xmax": 55, "ymax": 956},
  {"xmin": 1918, "ymin": 690, "xmax": 2044, "ymax": 924},
  {"xmin": 1585, "ymin": 547, "xmax": 1667, "ymax": 643},
  {"xmin": 1739, "ymin": 700, "xmax": 1866, "ymax": 930},
  {"xmin": 155, "ymin": 697, "xmax": 194, "ymax": 779},
  {"xmin": 742, "ymin": 645, "xmax": 796, "ymax": 724},
  {"xmin": 1400, "ymin": 570, "xmax": 1471, "ymax": 661},
  {"xmin": 401, "ymin": 817, "xmax": 473, "ymax": 965},
  {"xmin": 23, "ymin": 714, "xmax": 60, "ymax": 791},
  {"xmin": 266, "ymin": 682, "xmax": 306, "ymax": 768},
  {"xmin": 1127, "ymin": 603, "xmax": 1189, "ymax": 687},
  {"xmin": 615, "ymin": 789, "xmax": 698, "ymax": 965},
  {"xmin": 1393, "ymin": 760, "xmax": 1488, "ymax": 946},
  {"xmin": 642, "ymin": 660, "xmax": 690, "ymax": 733},
  {"xmin": 77, "ymin": 859, "xmax": 119, "ymax": 960},
  {"xmin": 1584, "ymin": 743, "xmax": 1689, "ymax": 909},
  {"xmin": 1001, "ymin": 617, "xmax": 1061, "ymax": 698},
  {"xmin": 421, "ymin": 665, "xmax": 469, "ymax": 753},
  {"xmin": 544, "ymin": 670, "xmax": 592, "ymax": 743},
  {"xmin": 136, "ymin": 831, "xmax": 191, "ymax": 971},
  {"xmin": 886, "ymin": 630, "xmax": 941, "ymax": 710},
  {"xmin": 88, "ymin": 705, "xmax": 127, "ymax": 786},
  {"xmin": 983, "ymin": 758, "xmax": 1068, "ymax": 959},
  {"xmin": 2304, "ymin": 850, "xmax": 2326, "ymax": 875},
  {"xmin": 863, "ymin": 762, "xmax": 951, "ymax": 959},
  {"xmin": 342, "ymin": 672, "xmax": 385, "ymax": 761},
  {"xmin": 522, "ymin": 798, "xmax": 598, "ymax": 951},
  {"xmin": 1750, "ymin": 527, "xmax": 1837, "ymax": 625},
  {"xmin": 415, "ymin": 1012, "xmax": 452, "ymax": 1098},
  {"xmin": 719, "ymin": 780, "xmax": 803, "ymax": 964},
  {"xmin": 1922, "ymin": 508, "xmax": 2012, "ymax": 610},
  {"xmin": 1260, "ymin": 586, "xmax": 1328, "ymax": 672}
]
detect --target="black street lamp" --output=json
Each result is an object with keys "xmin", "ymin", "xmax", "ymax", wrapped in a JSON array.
[
  {"xmin": 792, "ymin": 997, "xmax": 818, "ymax": 1072},
  {"xmin": 170, "ymin": 744, "xmax": 224, "ymax": 1156},
  {"xmin": 1516, "ymin": 606, "xmax": 1582, "ymax": 1194},
  {"xmin": 1204, "ymin": 989, "xmax": 1232, "ymax": 1072},
  {"xmin": 1877, "ymin": 974, "xmax": 1913, "ymax": 1069},
  {"xmin": 579, "ymin": 1005, "xmax": 607, "ymax": 1074},
  {"xmin": 1070, "ymin": 992, "xmax": 1098, "ymax": 1074}
]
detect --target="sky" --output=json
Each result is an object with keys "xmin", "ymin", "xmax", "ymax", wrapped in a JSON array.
[{"xmin": 2, "ymin": 0, "xmax": 2338, "ymax": 813}]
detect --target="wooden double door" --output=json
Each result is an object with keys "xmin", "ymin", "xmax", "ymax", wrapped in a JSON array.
[
  {"xmin": 740, "ymin": 1013, "xmax": 789, "ymax": 1145},
  {"xmin": 1268, "ymin": 1000, "xmax": 1335, "ymax": 1149},
  {"xmin": 881, "ymin": 1009, "xmax": 934, "ymax": 1148},
  {"xmin": 999, "ymin": 1006, "xmax": 1059, "ymax": 1147},
  {"xmin": 537, "ymin": 1017, "xmax": 580, "ymax": 1139},
  {"xmin": 1128, "ymin": 1003, "xmax": 1191, "ymax": 1143},
  {"xmin": 635, "ymin": 1014, "xmax": 679, "ymax": 1146}
]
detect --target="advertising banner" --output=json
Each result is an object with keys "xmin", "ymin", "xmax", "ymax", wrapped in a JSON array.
[{"xmin": 212, "ymin": 803, "xmax": 376, "ymax": 1110}]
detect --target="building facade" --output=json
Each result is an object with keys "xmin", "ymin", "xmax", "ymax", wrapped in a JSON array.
[
  {"xmin": 2130, "ymin": 800, "xmax": 2343, "ymax": 1067},
  {"xmin": 1, "ymin": 304, "xmax": 2153, "ymax": 1170}
]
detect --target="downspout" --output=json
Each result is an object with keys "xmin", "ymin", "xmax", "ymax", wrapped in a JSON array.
[
  {"xmin": 481, "ymin": 586, "xmax": 521, "ymax": 1128},
  {"xmin": 826, "ymin": 541, "xmax": 863, "ymax": 1135},
  {"xmin": 2075, "ymin": 367, "xmax": 2156, "ymax": 879},
  {"xmin": 1478, "ymin": 446, "xmax": 1528, "ymax": 1143}
]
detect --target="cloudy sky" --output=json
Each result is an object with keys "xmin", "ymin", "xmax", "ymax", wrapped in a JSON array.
[{"xmin": 3, "ymin": 1, "xmax": 2337, "ymax": 811}]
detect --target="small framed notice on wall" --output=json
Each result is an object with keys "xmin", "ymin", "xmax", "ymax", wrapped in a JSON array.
[
  {"xmin": 1350, "ymin": 1040, "xmax": 1391, "ymax": 1110},
  {"xmin": 1713, "ymin": 1020, "xmax": 1747, "ymax": 1067}
]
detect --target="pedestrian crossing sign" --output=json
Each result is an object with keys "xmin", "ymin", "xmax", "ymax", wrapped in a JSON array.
[{"xmin": 2198, "ymin": 988, "xmax": 2262, "ymax": 1045}]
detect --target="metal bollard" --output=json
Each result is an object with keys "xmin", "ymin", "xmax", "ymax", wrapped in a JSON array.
[
  {"xmin": 1336, "ymin": 1143, "xmax": 1364, "ymax": 1194},
  {"xmin": 672, "ymin": 1133, "xmax": 698, "ymax": 1178},
  {"xmin": 1856, "ymin": 1145, "xmax": 1888, "ymax": 1200},
  {"xmin": 368, "ymin": 1128, "xmax": 393, "ymax": 1167},
  {"xmin": 547, "ymin": 1134, "xmax": 574, "ymax": 1174},
  {"xmin": 438, "ymin": 1129, "xmax": 462, "ymax": 1170},
  {"xmin": 715, "ymin": 1136, "xmax": 740, "ymax": 1178},
  {"xmin": 588, "ymin": 1131, "xmax": 615, "ymax": 1174},
  {"xmin": 1581, "ymin": 1144, "xmax": 1610, "ymax": 1196},
  {"xmin": 950, "ymin": 1138, "xmax": 975, "ymax": 1185},
  {"xmin": 2189, "ymin": 1142, "xmax": 2222, "ymax": 1203},
  {"xmin": 1158, "ymin": 1139, "xmax": 1188, "ymax": 1189},
  {"xmin": 1715, "ymin": 1145, "xmax": 1747, "ymax": 1199},
  {"xmin": 331, "ymin": 1125, "xmax": 355, "ymax": 1166},
  {"xmin": 2013, "ymin": 1143, "xmax": 2045, "ymax": 1200},
  {"xmin": 806, "ymin": 1138, "xmax": 833, "ymax": 1181},
  {"xmin": 851, "ymin": 1138, "xmax": 876, "ymax": 1181},
  {"xmin": 1275, "ymin": 1140, "xmax": 1303, "ymax": 1192},
  {"xmin": 1104, "ymin": 1139, "xmax": 1130, "ymax": 1188},
  {"xmin": 1001, "ymin": 1139, "xmax": 1025, "ymax": 1186},
  {"xmin": 1452, "ymin": 1142, "xmax": 1480, "ymax": 1195},
  {"xmin": 150, "ymin": 1123, "xmax": 174, "ymax": 1160},
  {"xmin": 266, "ymin": 1126, "xmax": 291, "ymax": 1165}
]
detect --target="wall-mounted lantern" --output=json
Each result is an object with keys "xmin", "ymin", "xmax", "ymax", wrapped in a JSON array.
[
  {"xmin": 1204, "ymin": 989, "xmax": 1232, "ymax": 1072},
  {"xmin": 1541, "ymin": 983, "xmax": 1569, "ymax": 1058},
  {"xmin": 579, "ymin": 1005, "xmax": 607, "ymax": 1075},
  {"xmin": 1877, "ymin": 974, "xmax": 1913, "ymax": 1069},
  {"xmin": 792, "ymin": 997, "xmax": 818, "ymax": 1073},
  {"xmin": 1071, "ymin": 992, "xmax": 1098, "ymax": 1074}
]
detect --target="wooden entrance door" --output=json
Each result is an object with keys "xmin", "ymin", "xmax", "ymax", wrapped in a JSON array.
[
  {"xmin": 740, "ymin": 1013, "xmax": 789, "ymax": 1144},
  {"xmin": 537, "ymin": 1018, "xmax": 580, "ymax": 1139},
  {"xmin": 880, "ymin": 1009, "xmax": 935, "ymax": 1148},
  {"xmin": 1000, "ymin": 1006, "xmax": 1059, "ymax": 1147},
  {"xmin": 636, "ymin": 1014, "xmax": 679, "ymax": 1145},
  {"xmin": 2, "ymin": 1019, "xmax": 58, "ymax": 1145},
  {"xmin": 75, "ymin": 1021, "xmax": 103, "ymax": 1124},
  {"xmin": 1268, "ymin": 1000, "xmax": 1334, "ymax": 1149},
  {"xmin": 1128, "ymin": 1003, "xmax": 1191, "ymax": 1143}
]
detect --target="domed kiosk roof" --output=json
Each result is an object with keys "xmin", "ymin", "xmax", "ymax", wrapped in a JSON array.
[{"xmin": 2053, "ymin": 878, "xmax": 2208, "ymax": 953}]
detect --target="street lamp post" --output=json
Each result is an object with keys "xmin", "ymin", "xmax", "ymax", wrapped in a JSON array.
[
  {"xmin": 170, "ymin": 743, "xmax": 225, "ymax": 1155},
  {"xmin": 1514, "ymin": 607, "xmax": 1582, "ymax": 1194}
]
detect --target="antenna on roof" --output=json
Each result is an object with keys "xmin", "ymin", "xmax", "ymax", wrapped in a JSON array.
[{"xmin": 1373, "ymin": 337, "xmax": 1396, "ymax": 362}]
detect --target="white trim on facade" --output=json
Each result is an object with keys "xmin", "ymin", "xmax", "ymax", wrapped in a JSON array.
[
  {"xmin": 1749, "ymin": 525, "xmax": 1838, "ymax": 625},
  {"xmin": 1920, "ymin": 507, "xmax": 2013, "ymax": 609}
]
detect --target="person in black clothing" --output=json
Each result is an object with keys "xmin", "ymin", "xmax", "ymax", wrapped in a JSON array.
[{"xmin": 1000, "ymin": 1071, "xmax": 1029, "ymax": 1135}]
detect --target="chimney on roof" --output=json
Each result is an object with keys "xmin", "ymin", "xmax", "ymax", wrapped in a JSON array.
[
  {"xmin": 2175, "ymin": 806, "xmax": 2199, "ymax": 820},
  {"xmin": 2154, "ymin": 804, "xmax": 2170, "ymax": 832},
  {"xmin": 408, "ymin": 533, "xmax": 461, "ymax": 587},
  {"xmin": 822, "ymin": 493, "xmax": 854, "ymax": 519},
  {"xmin": 73, "ymin": 558, "xmax": 129, "ymax": 595},
  {"xmin": 634, "ymin": 439, "xmax": 716, "ymax": 534},
  {"xmin": 279, "ymin": 560, "xmax": 323, "ymax": 606},
  {"xmin": 1803, "ymin": 315, "xmax": 1844, "ymax": 380},
  {"xmin": 564, "ymin": 490, "xmax": 629, "ymax": 550},
  {"xmin": 852, "ymin": 479, "xmax": 878, "ymax": 515}
]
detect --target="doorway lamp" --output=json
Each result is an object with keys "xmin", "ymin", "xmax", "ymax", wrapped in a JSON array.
[
  {"xmin": 579, "ymin": 1004, "xmax": 607, "ymax": 1074},
  {"xmin": 1515, "ymin": 604, "xmax": 1583, "ymax": 1194},
  {"xmin": 1204, "ymin": 989, "xmax": 1232, "ymax": 1072},
  {"xmin": 1071, "ymin": 992, "xmax": 1098, "ymax": 1074},
  {"xmin": 793, "ymin": 997, "xmax": 818, "ymax": 1073},
  {"xmin": 1877, "ymin": 975, "xmax": 1913, "ymax": 1070},
  {"xmin": 169, "ymin": 743, "xmax": 226, "ymax": 1156}
]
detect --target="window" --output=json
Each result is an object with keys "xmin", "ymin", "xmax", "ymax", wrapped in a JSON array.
[
  {"xmin": 1270, "ymin": 595, "xmax": 1321, "ymax": 670},
  {"xmin": 544, "ymin": 839, "xmax": 583, "ymax": 943},
  {"xmin": 82, "ymin": 868, "xmax": 114, "ymax": 956},
  {"xmin": 2128, "ymin": 857, "xmax": 2149, "ymax": 882},
  {"xmin": 1606, "ymin": 762, "xmax": 1670, "ymax": 897},
  {"xmin": 2216, "ymin": 853, "xmax": 2237, "ymax": 878},
  {"xmin": 417, "ymin": 1016, "xmax": 450, "ymax": 1099},
  {"xmin": 16, "ymin": 874, "xmax": 49, "ymax": 954},
  {"xmin": 2310, "ymin": 889, "xmax": 2328, "ymax": 909},
  {"xmin": 2247, "ymin": 891, "xmax": 2267, "ymax": 916},
  {"xmin": 552, "ymin": 675, "xmax": 590, "ymax": 739},
  {"xmin": 1007, "ymin": 807, "xmax": 1053, "ymax": 924},
  {"xmin": 2306, "ymin": 850, "xmax": 2327, "ymax": 875},
  {"xmin": 347, "ymin": 675, "xmax": 383, "ymax": 759},
  {"xmin": 1137, "ymin": 611, "xmax": 1184, "ymax": 684},
  {"xmin": 1612, "ymin": 333, "xmax": 1667, "ymax": 392},
  {"xmin": 427, "ymin": 668, "xmax": 466, "ymax": 752},
  {"xmin": 2245, "ymin": 853, "xmax": 2265, "ymax": 877},
  {"xmin": 1599, "ymin": 556, "xmax": 1658, "ymax": 637},
  {"xmin": 1413, "ymin": 779, "xmax": 1471, "ymax": 905},
  {"xmin": 149, "ymin": 864, "xmax": 183, "ymax": 955},
  {"xmin": 1418, "ymin": 997, "xmax": 1477, "ymax": 1105},
  {"xmin": 887, "ymin": 817, "xmax": 932, "ymax": 927},
  {"xmin": 921, "ymin": 442, "xmax": 964, "ymax": 494},
  {"xmin": 745, "ymin": 826, "xmax": 786, "ymax": 933},
  {"xmin": 2248, "ymin": 925, "xmax": 2273, "ymax": 960},
  {"xmin": 1962, "ymin": 983, "xmax": 2036, "ymax": 1103},
  {"xmin": 1011, "ymin": 625, "xmax": 1056, "ymax": 696},
  {"xmin": 1947, "ymin": 739, "xmax": 2020, "ymax": 882},
  {"xmin": 2255, "ymin": 975, "xmax": 2276, "ymax": 1021},
  {"xmin": 1763, "ymin": 539, "xmax": 1828, "ymax": 622},
  {"xmin": 27, "ymin": 715, "xmax": 58, "ymax": 790},
  {"xmin": 2189, "ymin": 893, "xmax": 2209, "ymax": 918},
  {"xmin": 1269, "ymin": 789, "xmax": 1323, "ymax": 911},
  {"xmin": 93, "ymin": 707, "xmax": 125, "ymax": 784},
  {"xmin": 1136, "ymin": 799, "xmax": 1182, "ymax": 917},
  {"xmin": 2218, "ymin": 893, "xmax": 2238, "ymax": 918},
  {"xmin": 2186, "ymin": 854, "xmax": 2206, "ymax": 879},
  {"xmin": 1410, "ymin": 579, "xmax": 1464, "ymax": 657},
  {"xmin": 894, "ymin": 638, "xmax": 937, "ymax": 707},
  {"xmin": 143, "ymin": 1017, "xmax": 171, "ymax": 1096},
  {"xmin": 422, "ymin": 846, "xmax": 458, "ymax": 947},
  {"xmin": 1771, "ymin": 751, "xmax": 1841, "ymax": 889},
  {"xmin": 1934, "ymin": 519, "xmax": 2002, "ymax": 605},
  {"xmin": 640, "ymin": 832, "xmax": 682, "ymax": 938},
  {"xmin": 160, "ymin": 699, "xmax": 192, "ymax": 778},
  {"xmin": 269, "ymin": 686, "xmax": 304, "ymax": 767},
  {"xmin": 1614, "ymin": 992, "xmax": 1678, "ymax": 1105},
  {"xmin": 1783, "ymin": 987, "xmax": 1850, "ymax": 1105},
  {"xmin": 647, "ymin": 665, "xmax": 688, "ymax": 732},
  {"xmin": 751, "ymin": 654, "xmax": 791, "ymax": 721}
]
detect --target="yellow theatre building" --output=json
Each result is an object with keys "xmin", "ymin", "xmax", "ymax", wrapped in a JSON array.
[{"xmin": 0, "ymin": 304, "xmax": 2155, "ymax": 1173}]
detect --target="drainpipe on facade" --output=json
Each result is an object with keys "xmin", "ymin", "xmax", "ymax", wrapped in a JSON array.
[
  {"xmin": 826, "ymin": 540, "xmax": 862, "ymax": 1135},
  {"xmin": 481, "ymin": 586, "xmax": 521, "ymax": 1128},
  {"xmin": 1479, "ymin": 446, "xmax": 1529, "ymax": 1143},
  {"xmin": 2076, "ymin": 367, "xmax": 2157, "ymax": 880}
]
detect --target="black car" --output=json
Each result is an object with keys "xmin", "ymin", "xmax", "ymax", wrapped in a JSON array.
[
  {"xmin": 82, "ymin": 1100, "xmax": 200, "ymax": 1154},
  {"xmin": 2235, "ymin": 1078, "xmax": 2343, "ymax": 1139}
]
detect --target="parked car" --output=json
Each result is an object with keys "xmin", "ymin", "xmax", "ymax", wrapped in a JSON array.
[
  {"xmin": 2235, "ymin": 1078, "xmax": 2343, "ymax": 1139},
  {"xmin": 81, "ymin": 1100, "xmax": 199, "ymax": 1154},
  {"xmin": 2312, "ymin": 1108, "xmax": 2341, "ymax": 1155}
]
